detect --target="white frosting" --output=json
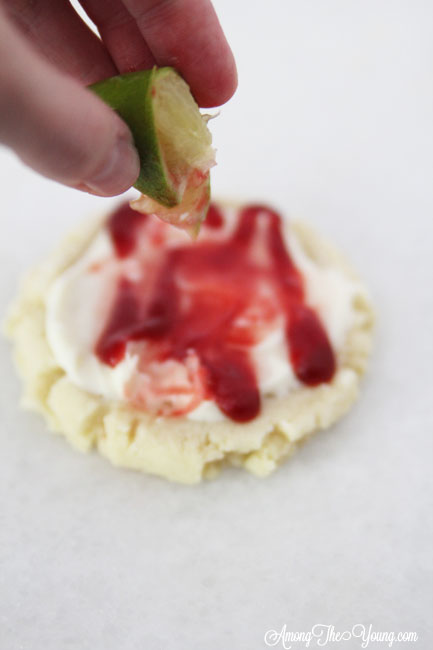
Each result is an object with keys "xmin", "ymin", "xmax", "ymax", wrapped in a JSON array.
[
  {"xmin": 45, "ymin": 207, "xmax": 361, "ymax": 421},
  {"xmin": 46, "ymin": 231, "xmax": 139, "ymax": 401}
]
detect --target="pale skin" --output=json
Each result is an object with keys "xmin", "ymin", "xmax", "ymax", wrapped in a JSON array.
[{"xmin": 0, "ymin": 0, "xmax": 237, "ymax": 196}]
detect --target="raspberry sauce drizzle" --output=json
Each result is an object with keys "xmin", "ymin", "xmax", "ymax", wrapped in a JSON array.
[
  {"xmin": 95, "ymin": 203, "xmax": 335, "ymax": 422},
  {"xmin": 107, "ymin": 202, "xmax": 148, "ymax": 258}
]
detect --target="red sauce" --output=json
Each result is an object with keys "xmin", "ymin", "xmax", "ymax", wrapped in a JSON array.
[
  {"xmin": 204, "ymin": 203, "xmax": 224, "ymax": 229},
  {"xmin": 107, "ymin": 202, "xmax": 148, "ymax": 258},
  {"xmin": 96, "ymin": 203, "xmax": 336, "ymax": 422}
]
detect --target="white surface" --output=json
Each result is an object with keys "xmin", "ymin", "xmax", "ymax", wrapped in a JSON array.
[{"xmin": 0, "ymin": 1, "xmax": 432, "ymax": 649}]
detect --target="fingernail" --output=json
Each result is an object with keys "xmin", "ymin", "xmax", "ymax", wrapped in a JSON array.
[{"xmin": 84, "ymin": 137, "xmax": 140, "ymax": 196}]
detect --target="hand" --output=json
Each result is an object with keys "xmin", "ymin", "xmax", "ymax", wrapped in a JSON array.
[{"xmin": 0, "ymin": 0, "xmax": 237, "ymax": 196}]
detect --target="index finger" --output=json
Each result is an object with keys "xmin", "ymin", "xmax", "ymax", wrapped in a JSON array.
[{"xmin": 122, "ymin": 0, "xmax": 237, "ymax": 107}]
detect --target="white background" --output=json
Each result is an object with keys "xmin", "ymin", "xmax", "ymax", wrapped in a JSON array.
[{"xmin": 1, "ymin": 1, "xmax": 432, "ymax": 648}]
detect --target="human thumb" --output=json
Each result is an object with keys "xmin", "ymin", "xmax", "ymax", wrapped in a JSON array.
[{"xmin": 0, "ymin": 16, "xmax": 139, "ymax": 196}]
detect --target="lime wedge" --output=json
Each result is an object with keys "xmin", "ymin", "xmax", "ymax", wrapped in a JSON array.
[{"xmin": 89, "ymin": 67, "xmax": 215, "ymax": 232}]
